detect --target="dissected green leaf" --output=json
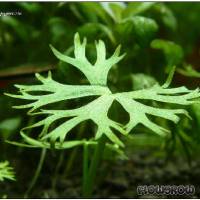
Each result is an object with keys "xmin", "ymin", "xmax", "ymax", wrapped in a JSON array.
[
  {"xmin": 6, "ymin": 33, "xmax": 200, "ymax": 149},
  {"xmin": 0, "ymin": 161, "xmax": 15, "ymax": 181},
  {"xmin": 49, "ymin": 33, "xmax": 125, "ymax": 85}
]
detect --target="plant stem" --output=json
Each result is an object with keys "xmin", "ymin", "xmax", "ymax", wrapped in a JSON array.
[
  {"xmin": 24, "ymin": 148, "xmax": 47, "ymax": 198},
  {"xmin": 64, "ymin": 147, "xmax": 77, "ymax": 177},
  {"xmin": 64, "ymin": 123, "xmax": 86, "ymax": 177},
  {"xmin": 52, "ymin": 151, "xmax": 65, "ymax": 189},
  {"xmin": 82, "ymin": 143, "xmax": 89, "ymax": 195},
  {"xmin": 82, "ymin": 136, "xmax": 106, "ymax": 198}
]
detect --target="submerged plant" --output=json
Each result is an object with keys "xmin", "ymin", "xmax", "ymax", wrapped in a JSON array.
[
  {"xmin": 6, "ymin": 33, "xmax": 200, "ymax": 197},
  {"xmin": 0, "ymin": 161, "xmax": 15, "ymax": 182}
]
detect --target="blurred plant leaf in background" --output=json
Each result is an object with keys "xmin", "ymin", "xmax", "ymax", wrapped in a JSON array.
[
  {"xmin": 177, "ymin": 64, "xmax": 200, "ymax": 78},
  {"xmin": 0, "ymin": 16, "xmax": 32, "ymax": 42},
  {"xmin": 17, "ymin": 2, "xmax": 42, "ymax": 13},
  {"xmin": 153, "ymin": 3, "xmax": 177, "ymax": 31},
  {"xmin": 100, "ymin": 2, "xmax": 126, "ymax": 23},
  {"xmin": 151, "ymin": 39, "xmax": 183, "ymax": 70},
  {"xmin": 123, "ymin": 2, "xmax": 155, "ymax": 17},
  {"xmin": 0, "ymin": 117, "xmax": 21, "ymax": 139},
  {"xmin": 122, "ymin": 16, "xmax": 158, "ymax": 46}
]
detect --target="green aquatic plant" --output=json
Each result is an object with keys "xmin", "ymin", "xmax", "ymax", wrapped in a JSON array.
[
  {"xmin": 0, "ymin": 161, "xmax": 15, "ymax": 182},
  {"xmin": 6, "ymin": 33, "xmax": 200, "ymax": 197}
]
